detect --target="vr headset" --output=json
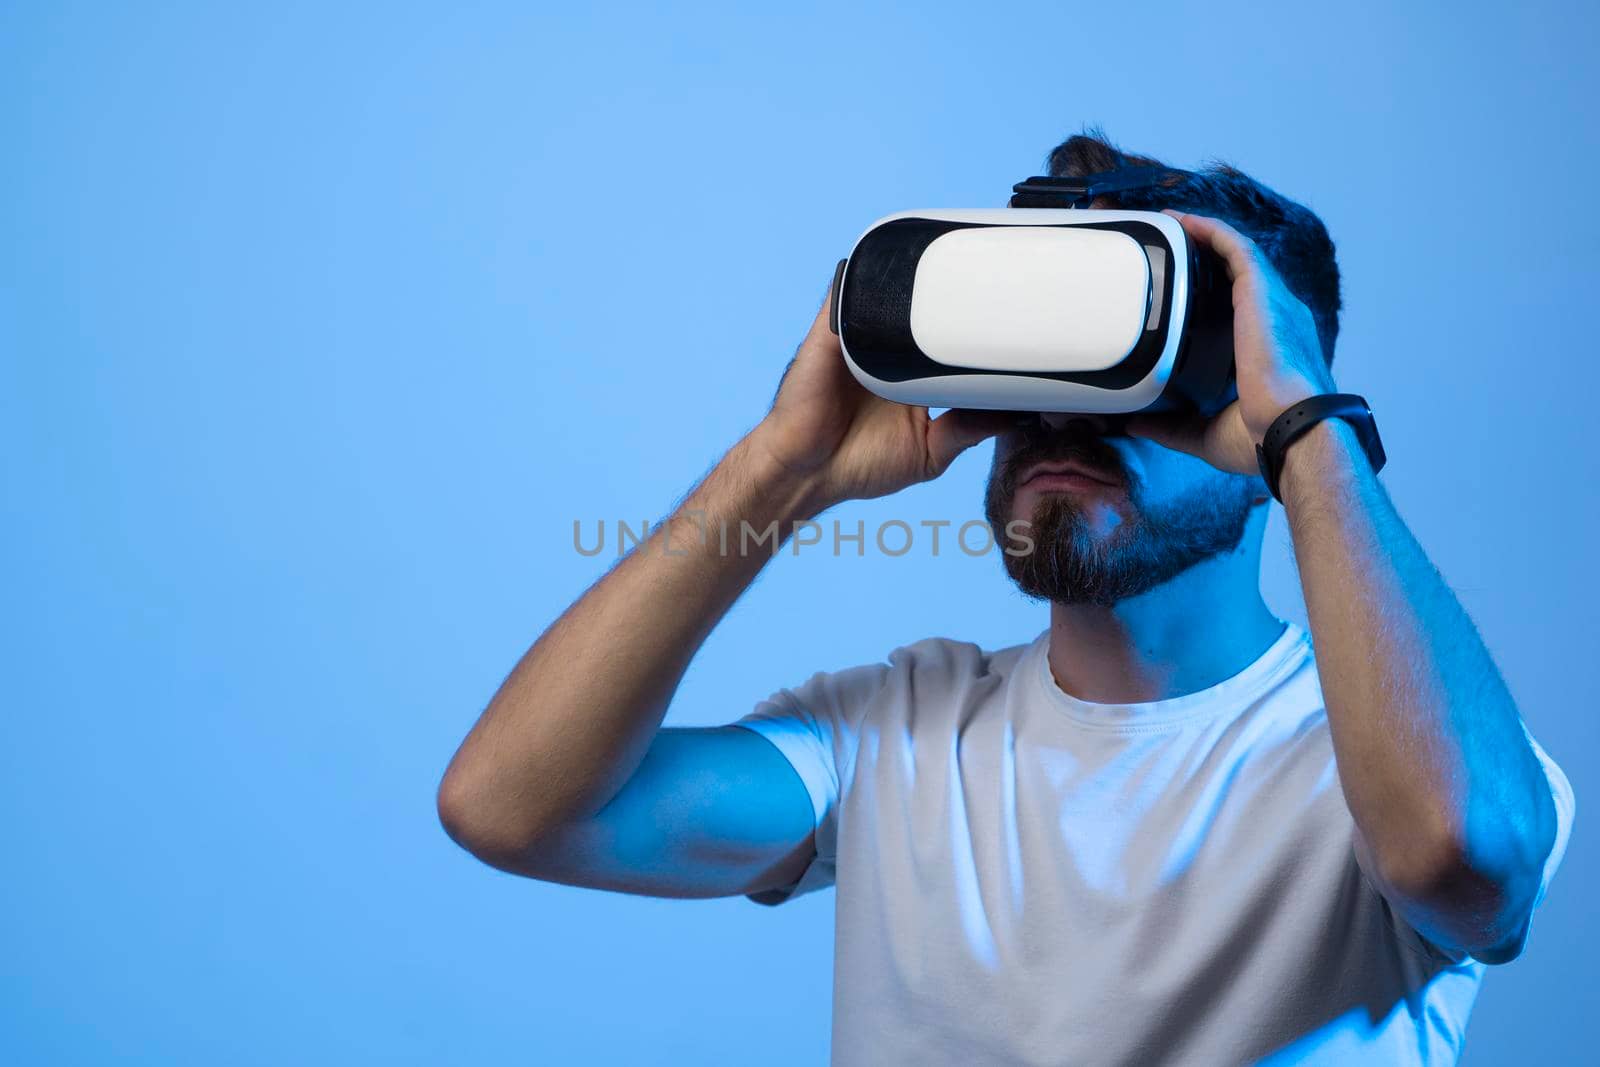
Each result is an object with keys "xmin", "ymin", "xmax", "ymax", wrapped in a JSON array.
[{"xmin": 827, "ymin": 167, "xmax": 1236, "ymax": 418}]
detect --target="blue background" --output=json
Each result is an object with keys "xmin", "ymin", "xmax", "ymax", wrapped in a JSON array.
[{"xmin": 3, "ymin": 2, "xmax": 1594, "ymax": 1063}]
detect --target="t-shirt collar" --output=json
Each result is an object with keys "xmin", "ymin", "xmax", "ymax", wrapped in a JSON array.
[{"xmin": 1032, "ymin": 620, "xmax": 1310, "ymax": 731}]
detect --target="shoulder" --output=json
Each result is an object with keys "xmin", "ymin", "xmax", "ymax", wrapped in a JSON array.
[
  {"xmin": 884, "ymin": 633, "xmax": 1038, "ymax": 681},
  {"xmin": 795, "ymin": 633, "xmax": 1037, "ymax": 716}
]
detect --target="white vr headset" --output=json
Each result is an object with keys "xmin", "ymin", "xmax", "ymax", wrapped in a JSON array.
[{"xmin": 827, "ymin": 168, "xmax": 1236, "ymax": 417}]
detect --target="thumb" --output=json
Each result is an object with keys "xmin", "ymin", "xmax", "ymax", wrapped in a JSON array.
[{"xmin": 926, "ymin": 408, "xmax": 1014, "ymax": 477}]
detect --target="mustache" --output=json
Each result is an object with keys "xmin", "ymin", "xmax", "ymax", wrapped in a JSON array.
[{"xmin": 995, "ymin": 424, "xmax": 1132, "ymax": 498}]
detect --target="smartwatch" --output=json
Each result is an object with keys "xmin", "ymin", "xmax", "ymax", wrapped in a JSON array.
[{"xmin": 1255, "ymin": 393, "xmax": 1387, "ymax": 502}]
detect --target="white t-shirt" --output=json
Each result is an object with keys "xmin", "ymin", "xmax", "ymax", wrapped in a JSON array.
[{"xmin": 732, "ymin": 623, "xmax": 1574, "ymax": 1067}]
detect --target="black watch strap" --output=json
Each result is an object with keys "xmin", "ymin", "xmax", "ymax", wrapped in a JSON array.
[{"xmin": 1254, "ymin": 393, "xmax": 1387, "ymax": 503}]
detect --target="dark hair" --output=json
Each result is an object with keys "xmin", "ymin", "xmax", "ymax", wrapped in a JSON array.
[{"xmin": 1043, "ymin": 129, "xmax": 1341, "ymax": 365}]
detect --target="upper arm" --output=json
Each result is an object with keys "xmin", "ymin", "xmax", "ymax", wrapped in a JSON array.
[{"xmin": 492, "ymin": 725, "xmax": 820, "ymax": 901}]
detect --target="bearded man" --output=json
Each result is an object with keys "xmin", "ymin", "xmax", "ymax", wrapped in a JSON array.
[{"xmin": 438, "ymin": 133, "xmax": 1574, "ymax": 1066}]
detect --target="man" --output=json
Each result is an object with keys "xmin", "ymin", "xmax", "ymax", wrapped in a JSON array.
[{"xmin": 437, "ymin": 133, "xmax": 1574, "ymax": 1065}]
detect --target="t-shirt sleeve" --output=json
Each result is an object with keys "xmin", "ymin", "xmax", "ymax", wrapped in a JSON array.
[
  {"xmin": 728, "ymin": 660, "xmax": 890, "ymax": 906},
  {"xmin": 1517, "ymin": 726, "xmax": 1576, "ymax": 945}
]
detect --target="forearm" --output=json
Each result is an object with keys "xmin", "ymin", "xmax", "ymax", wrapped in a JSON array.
[
  {"xmin": 1280, "ymin": 420, "xmax": 1555, "ymax": 951},
  {"xmin": 438, "ymin": 427, "xmax": 821, "ymax": 860}
]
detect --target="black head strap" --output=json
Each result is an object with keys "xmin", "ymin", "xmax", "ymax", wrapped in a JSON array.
[{"xmin": 1008, "ymin": 167, "xmax": 1191, "ymax": 209}]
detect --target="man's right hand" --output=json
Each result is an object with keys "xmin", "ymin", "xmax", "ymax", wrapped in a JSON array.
[
  {"xmin": 747, "ymin": 277, "xmax": 1015, "ymax": 515},
  {"xmin": 438, "ymin": 275, "xmax": 1011, "ymax": 881}
]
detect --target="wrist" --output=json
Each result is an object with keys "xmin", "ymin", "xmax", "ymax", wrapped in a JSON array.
[
  {"xmin": 710, "ymin": 429, "xmax": 831, "ymax": 527},
  {"xmin": 1276, "ymin": 417, "xmax": 1367, "ymax": 510},
  {"xmin": 1244, "ymin": 378, "xmax": 1332, "ymax": 445},
  {"xmin": 651, "ymin": 437, "xmax": 824, "ymax": 566},
  {"xmin": 642, "ymin": 439, "xmax": 823, "ymax": 571}
]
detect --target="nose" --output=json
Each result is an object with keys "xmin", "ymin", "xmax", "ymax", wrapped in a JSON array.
[{"xmin": 1039, "ymin": 412, "xmax": 1115, "ymax": 434}]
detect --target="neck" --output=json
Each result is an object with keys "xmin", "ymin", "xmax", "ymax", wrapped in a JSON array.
[{"xmin": 1045, "ymin": 512, "xmax": 1283, "ymax": 704}]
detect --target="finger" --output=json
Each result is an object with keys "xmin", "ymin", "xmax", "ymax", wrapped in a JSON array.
[
  {"xmin": 927, "ymin": 408, "xmax": 1013, "ymax": 475},
  {"xmin": 794, "ymin": 275, "xmax": 846, "ymax": 359},
  {"xmin": 1125, "ymin": 411, "xmax": 1209, "ymax": 458},
  {"xmin": 807, "ymin": 276, "xmax": 834, "ymax": 336},
  {"xmin": 1162, "ymin": 209, "xmax": 1263, "ymax": 288}
]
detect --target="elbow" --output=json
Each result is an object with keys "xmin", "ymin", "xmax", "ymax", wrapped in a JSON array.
[
  {"xmin": 1377, "ymin": 793, "xmax": 1555, "ymax": 962},
  {"xmin": 435, "ymin": 768, "xmax": 482, "ymax": 851},
  {"xmin": 435, "ymin": 763, "xmax": 554, "ymax": 869}
]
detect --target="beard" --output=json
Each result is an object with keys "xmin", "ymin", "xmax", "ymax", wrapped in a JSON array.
[{"xmin": 983, "ymin": 427, "xmax": 1256, "ymax": 606}]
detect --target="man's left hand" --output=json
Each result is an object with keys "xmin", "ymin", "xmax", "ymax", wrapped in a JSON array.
[{"xmin": 1127, "ymin": 210, "xmax": 1338, "ymax": 474}]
